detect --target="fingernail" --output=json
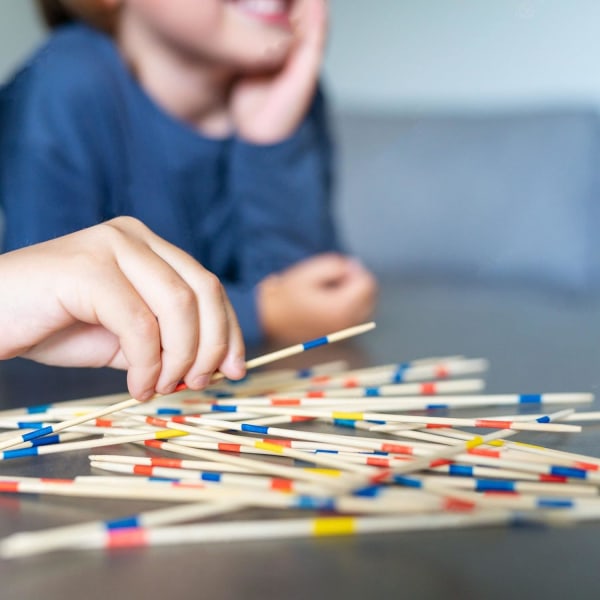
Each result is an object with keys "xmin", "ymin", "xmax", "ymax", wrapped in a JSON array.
[
  {"xmin": 235, "ymin": 357, "xmax": 247, "ymax": 374},
  {"xmin": 161, "ymin": 381, "xmax": 178, "ymax": 396},
  {"xmin": 191, "ymin": 374, "xmax": 210, "ymax": 389},
  {"xmin": 139, "ymin": 388, "xmax": 156, "ymax": 402},
  {"xmin": 225, "ymin": 356, "xmax": 246, "ymax": 380}
]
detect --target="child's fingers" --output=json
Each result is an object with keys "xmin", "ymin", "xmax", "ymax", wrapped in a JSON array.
[
  {"xmin": 101, "ymin": 218, "xmax": 233, "ymax": 396},
  {"xmin": 328, "ymin": 268, "xmax": 377, "ymax": 302},
  {"xmin": 291, "ymin": 0, "xmax": 328, "ymax": 49},
  {"xmin": 126, "ymin": 265, "xmax": 199, "ymax": 396},
  {"xmin": 320, "ymin": 270, "xmax": 378, "ymax": 322},
  {"xmin": 88, "ymin": 268, "xmax": 162, "ymax": 401},
  {"xmin": 137, "ymin": 224, "xmax": 245, "ymax": 387},
  {"xmin": 283, "ymin": 0, "xmax": 328, "ymax": 90},
  {"xmin": 216, "ymin": 296, "xmax": 246, "ymax": 381},
  {"xmin": 183, "ymin": 273, "xmax": 232, "ymax": 389},
  {"xmin": 108, "ymin": 240, "xmax": 201, "ymax": 396},
  {"xmin": 292, "ymin": 253, "xmax": 353, "ymax": 285},
  {"xmin": 0, "ymin": 217, "xmax": 243, "ymax": 397}
]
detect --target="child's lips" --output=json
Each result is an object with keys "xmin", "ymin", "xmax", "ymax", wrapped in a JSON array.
[{"xmin": 228, "ymin": 0, "xmax": 293, "ymax": 27}]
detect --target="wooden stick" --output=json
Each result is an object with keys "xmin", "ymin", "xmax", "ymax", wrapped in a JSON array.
[{"xmin": 0, "ymin": 322, "xmax": 376, "ymax": 452}]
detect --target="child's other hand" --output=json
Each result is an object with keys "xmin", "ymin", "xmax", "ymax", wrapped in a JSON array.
[
  {"xmin": 231, "ymin": 0, "xmax": 328, "ymax": 144},
  {"xmin": 0, "ymin": 217, "xmax": 246, "ymax": 401},
  {"xmin": 257, "ymin": 253, "xmax": 378, "ymax": 344}
]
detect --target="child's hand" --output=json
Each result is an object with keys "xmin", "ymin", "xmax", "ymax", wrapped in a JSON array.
[
  {"xmin": 257, "ymin": 253, "xmax": 378, "ymax": 344},
  {"xmin": 0, "ymin": 217, "xmax": 245, "ymax": 401},
  {"xmin": 230, "ymin": 0, "xmax": 328, "ymax": 144}
]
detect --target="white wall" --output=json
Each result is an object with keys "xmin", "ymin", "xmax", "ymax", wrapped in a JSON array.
[
  {"xmin": 325, "ymin": 0, "xmax": 600, "ymax": 112},
  {"xmin": 0, "ymin": 1, "xmax": 44, "ymax": 81},
  {"xmin": 3, "ymin": 0, "xmax": 600, "ymax": 113}
]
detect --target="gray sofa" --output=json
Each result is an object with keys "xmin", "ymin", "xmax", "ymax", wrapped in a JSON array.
[{"xmin": 333, "ymin": 108, "xmax": 600, "ymax": 293}]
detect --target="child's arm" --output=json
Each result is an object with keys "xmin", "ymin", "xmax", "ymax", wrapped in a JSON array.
[
  {"xmin": 0, "ymin": 217, "xmax": 245, "ymax": 400},
  {"xmin": 227, "ymin": 0, "xmax": 377, "ymax": 343},
  {"xmin": 230, "ymin": 85, "xmax": 379, "ymax": 345}
]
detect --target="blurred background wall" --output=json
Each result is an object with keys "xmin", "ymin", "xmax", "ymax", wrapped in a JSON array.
[
  {"xmin": 0, "ymin": 2, "xmax": 44, "ymax": 82},
  {"xmin": 324, "ymin": 0, "xmax": 600, "ymax": 113},
  {"xmin": 2, "ymin": 0, "xmax": 600, "ymax": 112}
]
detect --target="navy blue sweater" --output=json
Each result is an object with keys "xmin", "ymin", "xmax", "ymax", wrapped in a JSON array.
[{"xmin": 0, "ymin": 24, "xmax": 338, "ymax": 345}]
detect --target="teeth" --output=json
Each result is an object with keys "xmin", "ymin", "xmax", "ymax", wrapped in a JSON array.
[{"xmin": 237, "ymin": 0, "xmax": 287, "ymax": 16}]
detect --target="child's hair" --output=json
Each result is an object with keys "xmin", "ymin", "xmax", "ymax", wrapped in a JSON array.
[{"xmin": 36, "ymin": 0, "xmax": 117, "ymax": 33}]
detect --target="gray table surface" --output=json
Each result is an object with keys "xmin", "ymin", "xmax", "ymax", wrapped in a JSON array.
[{"xmin": 2, "ymin": 279, "xmax": 600, "ymax": 600}]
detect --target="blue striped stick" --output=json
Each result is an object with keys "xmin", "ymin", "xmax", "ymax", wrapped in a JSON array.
[
  {"xmin": 241, "ymin": 322, "xmax": 375, "ymax": 371},
  {"xmin": 0, "ymin": 322, "xmax": 376, "ymax": 452}
]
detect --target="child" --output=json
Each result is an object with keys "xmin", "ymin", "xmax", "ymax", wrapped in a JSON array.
[
  {"xmin": 0, "ymin": 216, "xmax": 246, "ymax": 401},
  {"xmin": 0, "ymin": 0, "xmax": 377, "ymax": 346}
]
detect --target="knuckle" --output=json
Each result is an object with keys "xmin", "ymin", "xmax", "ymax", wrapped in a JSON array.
[
  {"xmin": 96, "ymin": 220, "xmax": 129, "ymax": 247},
  {"xmin": 105, "ymin": 215, "xmax": 147, "ymax": 234},
  {"xmin": 169, "ymin": 282, "xmax": 196, "ymax": 312},
  {"xmin": 200, "ymin": 271, "xmax": 223, "ymax": 296},
  {"xmin": 100, "ymin": 217, "xmax": 152, "ymax": 247},
  {"xmin": 197, "ymin": 341, "xmax": 228, "ymax": 370},
  {"xmin": 130, "ymin": 309, "xmax": 159, "ymax": 341}
]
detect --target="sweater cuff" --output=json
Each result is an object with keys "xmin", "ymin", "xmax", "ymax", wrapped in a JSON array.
[{"xmin": 233, "ymin": 118, "xmax": 313, "ymax": 171}]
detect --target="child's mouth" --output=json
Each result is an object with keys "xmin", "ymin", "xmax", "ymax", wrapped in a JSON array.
[{"xmin": 228, "ymin": 0, "xmax": 293, "ymax": 27}]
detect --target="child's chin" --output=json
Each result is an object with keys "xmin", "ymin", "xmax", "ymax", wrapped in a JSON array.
[{"xmin": 235, "ymin": 40, "xmax": 293, "ymax": 73}]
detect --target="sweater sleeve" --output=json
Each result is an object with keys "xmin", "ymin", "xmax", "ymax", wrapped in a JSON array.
[
  {"xmin": 229, "ymin": 85, "xmax": 339, "ymax": 283},
  {"xmin": 227, "ymin": 86, "xmax": 339, "ymax": 343},
  {"xmin": 1, "ymin": 144, "xmax": 109, "ymax": 252}
]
